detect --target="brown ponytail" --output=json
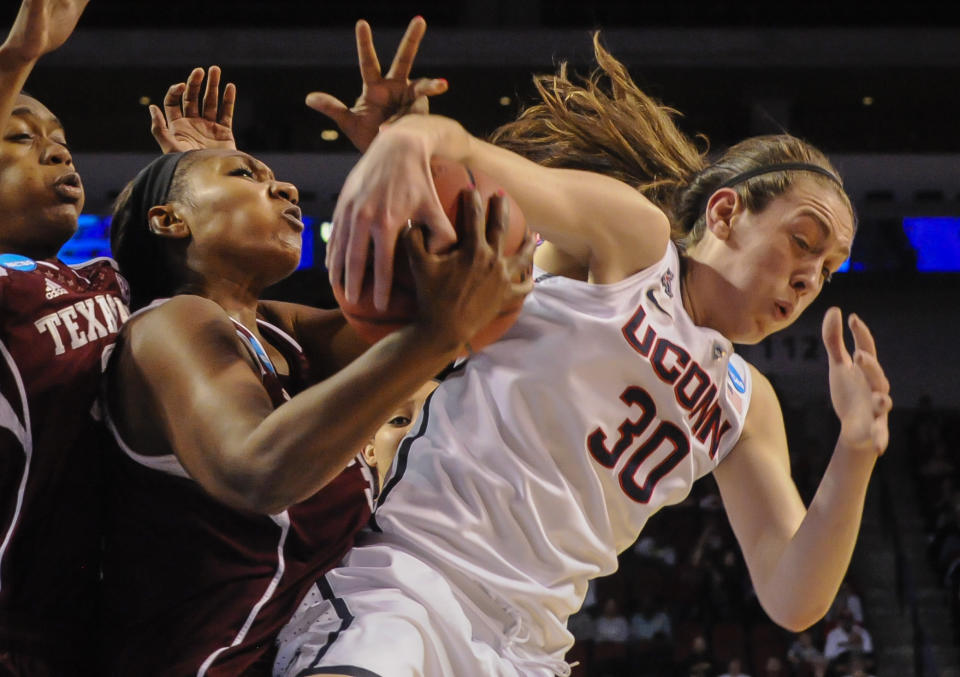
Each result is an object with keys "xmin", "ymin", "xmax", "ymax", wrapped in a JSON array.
[{"xmin": 491, "ymin": 34, "xmax": 853, "ymax": 249}]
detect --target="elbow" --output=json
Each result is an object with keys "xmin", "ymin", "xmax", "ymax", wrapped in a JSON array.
[
  {"xmin": 206, "ymin": 454, "xmax": 299, "ymax": 516},
  {"xmin": 763, "ymin": 598, "xmax": 831, "ymax": 633},
  {"xmin": 240, "ymin": 486, "xmax": 294, "ymax": 517},
  {"xmin": 773, "ymin": 614, "xmax": 818, "ymax": 634}
]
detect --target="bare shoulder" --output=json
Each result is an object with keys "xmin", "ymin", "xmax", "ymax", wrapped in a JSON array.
[
  {"xmin": 719, "ymin": 363, "xmax": 790, "ymax": 475},
  {"xmin": 587, "ymin": 185, "xmax": 672, "ymax": 283},
  {"xmin": 123, "ymin": 295, "xmax": 238, "ymax": 364},
  {"xmin": 741, "ymin": 364, "xmax": 782, "ymax": 440}
]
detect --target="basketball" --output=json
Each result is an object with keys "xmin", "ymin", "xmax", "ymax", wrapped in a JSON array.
[{"xmin": 334, "ymin": 158, "xmax": 527, "ymax": 353}]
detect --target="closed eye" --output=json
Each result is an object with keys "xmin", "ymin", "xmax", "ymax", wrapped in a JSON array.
[{"xmin": 6, "ymin": 133, "xmax": 32, "ymax": 142}]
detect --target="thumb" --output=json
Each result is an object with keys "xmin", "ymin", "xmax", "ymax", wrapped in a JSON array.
[
  {"xmin": 305, "ymin": 92, "xmax": 349, "ymax": 122},
  {"xmin": 148, "ymin": 105, "xmax": 175, "ymax": 152}
]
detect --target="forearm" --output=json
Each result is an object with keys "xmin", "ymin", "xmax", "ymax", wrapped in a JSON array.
[
  {"xmin": 757, "ymin": 441, "xmax": 876, "ymax": 629},
  {"xmin": 232, "ymin": 323, "xmax": 459, "ymax": 513},
  {"xmin": 384, "ymin": 114, "xmax": 666, "ymax": 275},
  {"xmin": 0, "ymin": 46, "xmax": 36, "ymax": 131}
]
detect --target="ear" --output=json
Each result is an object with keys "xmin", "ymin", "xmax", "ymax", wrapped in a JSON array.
[
  {"xmin": 703, "ymin": 187, "xmax": 740, "ymax": 241},
  {"xmin": 147, "ymin": 204, "xmax": 190, "ymax": 239},
  {"xmin": 360, "ymin": 440, "xmax": 377, "ymax": 468}
]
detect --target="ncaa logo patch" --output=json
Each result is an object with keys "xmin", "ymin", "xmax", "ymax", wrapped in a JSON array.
[
  {"xmin": 727, "ymin": 361, "xmax": 746, "ymax": 394},
  {"xmin": 0, "ymin": 254, "xmax": 37, "ymax": 271}
]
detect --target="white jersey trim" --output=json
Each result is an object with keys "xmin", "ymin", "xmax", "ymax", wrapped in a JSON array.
[
  {"xmin": 197, "ymin": 510, "xmax": 292, "ymax": 677},
  {"xmin": 256, "ymin": 318, "xmax": 304, "ymax": 355},
  {"xmin": 0, "ymin": 338, "xmax": 32, "ymax": 594},
  {"xmin": 69, "ymin": 255, "xmax": 119, "ymax": 271},
  {"xmin": 102, "ymin": 406, "xmax": 191, "ymax": 480},
  {"xmin": 100, "ymin": 299, "xmax": 192, "ymax": 479}
]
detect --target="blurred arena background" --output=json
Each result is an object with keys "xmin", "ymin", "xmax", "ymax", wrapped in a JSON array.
[{"xmin": 7, "ymin": 2, "xmax": 958, "ymax": 674}]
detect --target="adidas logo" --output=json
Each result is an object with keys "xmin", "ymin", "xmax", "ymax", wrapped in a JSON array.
[{"xmin": 45, "ymin": 279, "xmax": 68, "ymax": 300}]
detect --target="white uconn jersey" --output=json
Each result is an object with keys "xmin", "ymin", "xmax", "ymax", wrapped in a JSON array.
[{"xmin": 370, "ymin": 241, "xmax": 752, "ymax": 661}]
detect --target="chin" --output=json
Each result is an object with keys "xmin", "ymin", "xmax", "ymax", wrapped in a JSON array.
[{"xmin": 726, "ymin": 318, "xmax": 771, "ymax": 346}]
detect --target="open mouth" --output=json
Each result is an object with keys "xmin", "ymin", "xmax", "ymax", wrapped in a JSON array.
[{"xmin": 52, "ymin": 172, "xmax": 83, "ymax": 203}]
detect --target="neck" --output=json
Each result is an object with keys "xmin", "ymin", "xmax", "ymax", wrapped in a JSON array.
[
  {"xmin": 680, "ymin": 256, "xmax": 707, "ymax": 329},
  {"xmin": 0, "ymin": 239, "xmax": 62, "ymax": 262},
  {"xmin": 182, "ymin": 274, "xmax": 263, "ymax": 334},
  {"xmin": 679, "ymin": 248, "xmax": 736, "ymax": 339}
]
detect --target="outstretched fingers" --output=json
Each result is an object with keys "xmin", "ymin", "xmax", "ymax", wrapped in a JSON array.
[
  {"xmin": 354, "ymin": 19, "xmax": 381, "ymax": 84},
  {"xmin": 849, "ymin": 314, "xmax": 890, "ymax": 395},
  {"xmin": 148, "ymin": 104, "xmax": 175, "ymax": 151},
  {"xmin": 848, "ymin": 313, "xmax": 878, "ymax": 358},
  {"xmin": 304, "ymin": 91, "xmax": 349, "ymax": 126},
  {"xmin": 163, "ymin": 82, "xmax": 187, "ymax": 124},
  {"xmin": 821, "ymin": 306, "xmax": 852, "ymax": 368},
  {"xmin": 219, "ymin": 82, "xmax": 237, "ymax": 128},
  {"xmin": 410, "ymin": 77, "xmax": 449, "ymax": 100},
  {"xmin": 181, "ymin": 67, "xmax": 205, "ymax": 119},
  {"xmin": 201, "ymin": 65, "xmax": 221, "ymax": 120},
  {"xmin": 385, "ymin": 16, "xmax": 427, "ymax": 81}
]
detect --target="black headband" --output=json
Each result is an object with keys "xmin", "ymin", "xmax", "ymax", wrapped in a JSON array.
[
  {"xmin": 126, "ymin": 151, "xmax": 190, "ymax": 233},
  {"xmin": 716, "ymin": 162, "xmax": 842, "ymax": 190}
]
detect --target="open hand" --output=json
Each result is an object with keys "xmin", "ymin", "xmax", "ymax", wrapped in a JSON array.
[
  {"xmin": 150, "ymin": 66, "xmax": 237, "ymax": 153},
  {"xmin": 1, "ymin": 0, "xmax": 89, "ymax": 63},
  {"xmin": 328, "ymin": 119, "xmax": 458, "ymax": 311},
  {"xmin": 305, "ymin": 17, "xmax": 447, "ymax": 152},
  {"xmin": 822, "ymin": 308, "xmax": 892, "ymax": 457}
]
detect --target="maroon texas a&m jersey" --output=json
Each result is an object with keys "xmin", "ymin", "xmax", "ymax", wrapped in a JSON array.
[
  {"xmin": 0, "ymin": 256, "xmax": 129, "ymax": 661},
  {"xmin": 100, "ymin": 305, "xmax": 372, "ymax": 676}
]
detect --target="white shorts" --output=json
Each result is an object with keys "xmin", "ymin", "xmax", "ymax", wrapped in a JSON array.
[{"xmin": 273, "ymin": 544, "xmax": 561, "ymax": 677}]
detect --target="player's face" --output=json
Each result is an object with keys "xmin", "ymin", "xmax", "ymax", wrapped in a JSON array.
[
  {"xmin": 0, "ymin": 95, "xmax": 82, "ymax": 258},
  {"xmin": 363, "ymin": 380, "xmax": 439, "ymax": 488},
  {"xmin": 703, "ymin": 179, "xmax": 852, "ymax": 344},
  {"xmin": 178, "ymin": 150, "xmax": 302, "ymax": 286}
]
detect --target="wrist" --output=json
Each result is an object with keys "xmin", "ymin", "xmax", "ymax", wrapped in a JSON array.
[
  {"xmin": 0, "ymin": 44, "xmax": 37, "ymax": 73},
  {"xmin": 412, "ymin": 315, "xmax": 471, "ymax": 357},
  {"xmin": 835, "ymin": 430, "xmax": 880, "ymax": 466},
  {"xmin": 387, "ymin": 114, "xmax": 468, "ymax": 163}
]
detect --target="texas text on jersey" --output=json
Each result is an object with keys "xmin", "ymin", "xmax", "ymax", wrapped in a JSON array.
[{"xmin": 0, "ymin": 255, "xmax": 129, "ymax": 667}]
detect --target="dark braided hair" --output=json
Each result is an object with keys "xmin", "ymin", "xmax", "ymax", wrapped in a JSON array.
[{"xmin": 110, "ymin": 153, "xmax": 202, "ymax": 311}]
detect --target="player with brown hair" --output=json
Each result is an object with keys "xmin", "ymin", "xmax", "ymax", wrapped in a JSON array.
[{"xmin": 279, "ymin": 35, "xmax": 889, "ymax": 676}]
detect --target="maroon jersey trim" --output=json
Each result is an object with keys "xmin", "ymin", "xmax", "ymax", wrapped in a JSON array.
[{"xmin": 0, "ymin": 339, "xmax": 32, "ymax": 596}]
